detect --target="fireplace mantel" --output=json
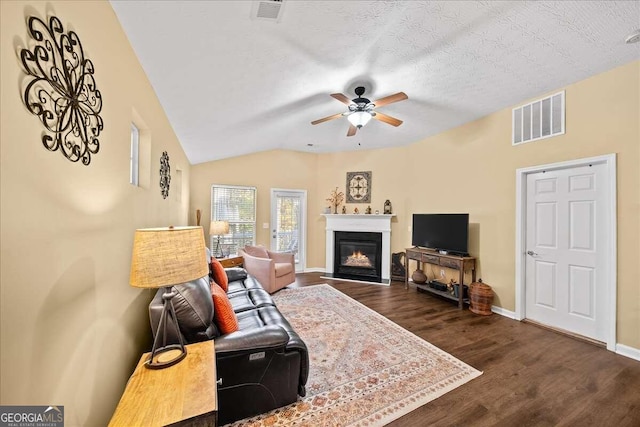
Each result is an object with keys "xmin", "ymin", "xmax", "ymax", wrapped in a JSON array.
[{"xmin": 322, "ymin": 214, "xmax": 395, "ymax": 284}]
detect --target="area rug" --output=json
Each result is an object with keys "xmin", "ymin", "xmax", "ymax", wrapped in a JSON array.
[{"xmin": 230, "ymin": 284, "xmax": 482, "ymax": 427}]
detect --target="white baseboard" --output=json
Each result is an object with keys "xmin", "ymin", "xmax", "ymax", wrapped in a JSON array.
[
  {"xmin": 303, "ymin": 267, "xmax": 325, "ymax": 273},
  {"xmin": 491, "ymin": 305, "xmax": 517, "ymax": 319},
  {"xmin": 616, "ymin": 344, "xmax": 640, "ymax": 362}
]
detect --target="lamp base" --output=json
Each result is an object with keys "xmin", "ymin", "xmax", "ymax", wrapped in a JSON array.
[
  {"xmin": 145, "ymin": 344, "xmax": 187, "ymax": 369},
  {"xmin": 145, "ymin": 286, "xmax": 188, "ymax": 370},
  {"xmin": 213, "ymin": 236, "xmax": 225, "ymax": 259}
]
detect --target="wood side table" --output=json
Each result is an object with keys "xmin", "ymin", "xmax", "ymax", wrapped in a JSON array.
[
  {"xmin": 109, "ymin": 341, "xmax": 218, "ymax": 427},
  {"xmin": 218, "ymin": 255, "xmax": 243, "ymax": 268}
]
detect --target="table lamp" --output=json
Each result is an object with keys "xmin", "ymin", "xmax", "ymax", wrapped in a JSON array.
[
  {"xmin": 130, "ymin": 226, "xmax": 208, "ymax": 369},
  {"xmin": 209, "ymin": 220, "xmax": 229, "ymax": 258}
]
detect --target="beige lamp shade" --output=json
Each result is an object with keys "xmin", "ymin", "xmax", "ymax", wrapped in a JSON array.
[
  {"xmin": 130, "ymin": 226, "xmax": 208, "ymax": 288},
  {"xmin": 209, "ymin": 220, "xmax": 230, "ymax": 236}
]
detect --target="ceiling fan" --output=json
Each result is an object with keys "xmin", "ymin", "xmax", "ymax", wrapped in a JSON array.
[{"xmin": 311, "ymin": 86, "xmax": 408, "ymax": 137}]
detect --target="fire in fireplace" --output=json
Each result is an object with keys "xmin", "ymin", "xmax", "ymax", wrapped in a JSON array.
[
  {"xmin": 344, "ymin": 251, "xmax": 373, "ymax": 267},
  {"xmin": 334, "ymin": 231, "xmax": 382, "ymax": 282}
]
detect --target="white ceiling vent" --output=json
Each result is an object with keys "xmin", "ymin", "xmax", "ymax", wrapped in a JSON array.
[
  {"xmin": 251, "ymin": 0, "xmax": 285, "ymax": 22},
  {"xmin": 513, "ymin": 91, "xmax": 565, "ymax": 146}
]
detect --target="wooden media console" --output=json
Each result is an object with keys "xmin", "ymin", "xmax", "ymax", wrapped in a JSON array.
[{"xmin": 404, "ymin": 247, "xmax": 476, "ymax": 309}]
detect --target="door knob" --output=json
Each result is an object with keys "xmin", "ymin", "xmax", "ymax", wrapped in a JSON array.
[{"xmin": 526, "ymin": 250, "xmax": 538, "ymax": 256}]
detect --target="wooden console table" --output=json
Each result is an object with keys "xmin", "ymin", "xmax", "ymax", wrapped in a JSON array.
[
  {"xmin": 404, "ymin": 247, "xmax": 476, "ymax": 309},
  {"xmin": 109, "ymin": 340, "xmax": 218, "ymax": 427}
]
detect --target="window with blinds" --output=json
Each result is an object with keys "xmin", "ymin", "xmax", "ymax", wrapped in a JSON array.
[{"xmin": 211, "ymin": 185, "xmax": 256, "ymax": 255}]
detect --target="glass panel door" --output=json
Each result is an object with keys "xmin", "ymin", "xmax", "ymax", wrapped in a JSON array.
[{"xmin": 270, "ymin": 189, "xmax": 306, "ymax": 272}]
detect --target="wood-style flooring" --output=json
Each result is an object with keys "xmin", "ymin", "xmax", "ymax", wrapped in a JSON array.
[{"xmin": 289, "ymin": 273, "xmax": 640, "ymax": 427}]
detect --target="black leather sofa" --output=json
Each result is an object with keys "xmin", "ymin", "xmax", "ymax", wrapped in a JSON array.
[{"xmin": 149, "ymin": 268, "xmax": 308, "ymax": 425}]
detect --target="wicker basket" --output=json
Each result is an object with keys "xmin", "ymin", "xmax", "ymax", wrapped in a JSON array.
[{"xmin": 469, "ymin": 279, "xmax": 493, "ymax": 316}]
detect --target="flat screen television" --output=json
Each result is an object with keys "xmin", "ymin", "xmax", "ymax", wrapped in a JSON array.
[{"xmin": 412, "ymin": 213, "xmax": 469, "ymax": 256}]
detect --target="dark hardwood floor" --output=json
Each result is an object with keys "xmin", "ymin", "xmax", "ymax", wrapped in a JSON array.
[{"xmin": 290, "ymin": 273, "xmax": 640, "ymax": 427}]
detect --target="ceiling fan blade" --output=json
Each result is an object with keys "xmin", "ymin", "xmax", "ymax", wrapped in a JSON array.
[
  {"xmin": 373, "ymin": 112, "xmax": 403, "ymax": 127},
  {"xmin": 331, "ymin": 93, "xmax": 353, "ymax": 106},
  {"xmin": 372, "ymin": 92, "xmax": 408, "ymax": 108},
  {"xmin": 311, "ymin": 112, "xmax": 344, "ymax": 125},
  {"xmin": 347, "ymin": 124, "xmax": 358, "ymax": 137}
]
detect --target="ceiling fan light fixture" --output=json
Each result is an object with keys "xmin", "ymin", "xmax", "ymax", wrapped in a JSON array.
[
  {"xmin": 311, "ymin": 87, "xmax": 406, "ymax": 134},
  {"xmin": 348, "ymin": 111, "xmax": 372, "ymax": 128}
]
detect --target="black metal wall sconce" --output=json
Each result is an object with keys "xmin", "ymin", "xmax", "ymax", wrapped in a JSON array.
[
  {"xmin": 19, "ymin": 15, "xmax": 104, "ymax": 165},
  {"xmin": 160, "ymin": 151, "xmax": 171, "ymax": 199}
]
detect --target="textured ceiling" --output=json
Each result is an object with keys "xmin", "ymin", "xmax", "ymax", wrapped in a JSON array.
[{"xmin": 110, "ymin": 1, "xmax": 640, "ymax": 164}]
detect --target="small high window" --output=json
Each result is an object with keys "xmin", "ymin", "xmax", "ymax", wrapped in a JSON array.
[{"xmin": 130, "ymin": 123, "xmax": 139, "ymax": 186}]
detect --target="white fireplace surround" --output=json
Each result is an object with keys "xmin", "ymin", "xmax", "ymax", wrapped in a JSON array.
[{"xmin": 322, "ymin": 214, "xmax": 395, "ymax": 285}]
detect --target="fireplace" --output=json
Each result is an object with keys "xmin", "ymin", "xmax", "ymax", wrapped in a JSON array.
[
  {"xmin": 334, "ymin": 231, "xmax": 382, "ymax": 282},
  {"xmin": 322, "ymin": 214, "xmax": 393, "ymax": 285}
]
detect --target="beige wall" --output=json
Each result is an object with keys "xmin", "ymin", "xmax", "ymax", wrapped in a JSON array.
[
  {"xmin": 191, "ymin": 61, "xmax": 640, "ymax": 349},
  {"xmin": 1, "ymin": 1, "xmax": 191, "ymax": 425},
  {"xmin": 1, "ymin": 2, "xmax": 636, "ymax": 424},
  {"xmin": 190, "ymin": 150, "xmax": 321, "ymax": 259}
]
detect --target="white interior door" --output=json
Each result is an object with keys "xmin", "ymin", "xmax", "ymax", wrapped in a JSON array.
[
  {"xmin": 525, "ymin": 163, "xmax": 610, "ymax": 342},
  {"xmin": 271, "ymin": 189, "xmax": 306, "ymax": 272}
]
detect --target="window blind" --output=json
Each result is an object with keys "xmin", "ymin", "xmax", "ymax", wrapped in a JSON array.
[{"xmin": 211, "ymin": 185, "xmax": 256, "ymax": 255}]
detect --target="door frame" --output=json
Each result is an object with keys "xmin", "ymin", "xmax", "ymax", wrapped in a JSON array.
[
  {"xmin": 514, "ymin": 153, "xmax": 617, "ymax": 351},
  {"xmin": 270, "ymin": 188, "xmax": 307, "ymax": 272}
]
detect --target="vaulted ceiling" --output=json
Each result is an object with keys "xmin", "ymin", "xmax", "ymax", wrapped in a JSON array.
[{"xmin": 110, "ymin": 1, "xmax": 640, "ymax": 164}]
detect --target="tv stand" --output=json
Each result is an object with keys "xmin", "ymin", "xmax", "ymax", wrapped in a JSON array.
[{"xmin": 404, "ymin": 247, "xmax": 476, "ymax": 309}]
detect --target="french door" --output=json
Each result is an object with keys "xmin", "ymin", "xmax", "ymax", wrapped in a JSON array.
[{"xmin": 270, "ymin": 189, "xmax": 306, "ymax": 272}]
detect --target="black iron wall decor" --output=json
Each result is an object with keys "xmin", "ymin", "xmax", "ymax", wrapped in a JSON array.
[
  {"xmin": 160, "ymin": 151, "xmax": 171, "ymax": 199},
  {"xmin": 19, "ymin": 15, "xmax": 103, "ymax": 165}
]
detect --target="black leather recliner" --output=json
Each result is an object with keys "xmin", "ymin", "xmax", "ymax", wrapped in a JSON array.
[{"xmin": 149, "ymin": 268, "xmax": 308, "ymax": 425}]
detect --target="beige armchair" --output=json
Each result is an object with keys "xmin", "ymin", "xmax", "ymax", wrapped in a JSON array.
[{"xmin": 238, "ymin": 245, "xmax": 295, "ymax": 294}]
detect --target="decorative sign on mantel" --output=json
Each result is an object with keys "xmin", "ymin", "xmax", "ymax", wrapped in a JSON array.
[{"xmin": 19, "ymin": 15, "xmax": 104, "ymax": 165}]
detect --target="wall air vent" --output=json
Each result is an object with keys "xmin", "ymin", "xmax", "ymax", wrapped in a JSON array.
[
  {"xmin": 513, "ymin": 91, "xmax": 565, "ymax": 145},
  {"xmin": 251, "ymin": 0, "xmax": 285, "ymax": 22}
]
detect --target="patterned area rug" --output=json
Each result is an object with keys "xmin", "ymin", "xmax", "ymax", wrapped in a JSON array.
[{"xmin": 230, "ymin": 284, "xmax": 482, "ymax": 426}]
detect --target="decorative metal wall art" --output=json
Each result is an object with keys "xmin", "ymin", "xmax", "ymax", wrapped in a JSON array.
[
  {"xmin": 19, "ymin": 16, "xmax": 103, "ymax": 165},
  {"xmin": 346, "ymin": 171, "xmax": 371, "ymax": 203},
  {"xmin": 160, "ymin": 151, "xmax": 171, "ymax": 199}
]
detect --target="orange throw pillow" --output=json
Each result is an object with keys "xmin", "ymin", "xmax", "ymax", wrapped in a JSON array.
[
  {"xmin": 210, "ymin": 257, "xmax": 229, "ymax": 292},
  {"xmin": 210, "ymin": 283, "xmax": 239, "ymax": 334}
]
